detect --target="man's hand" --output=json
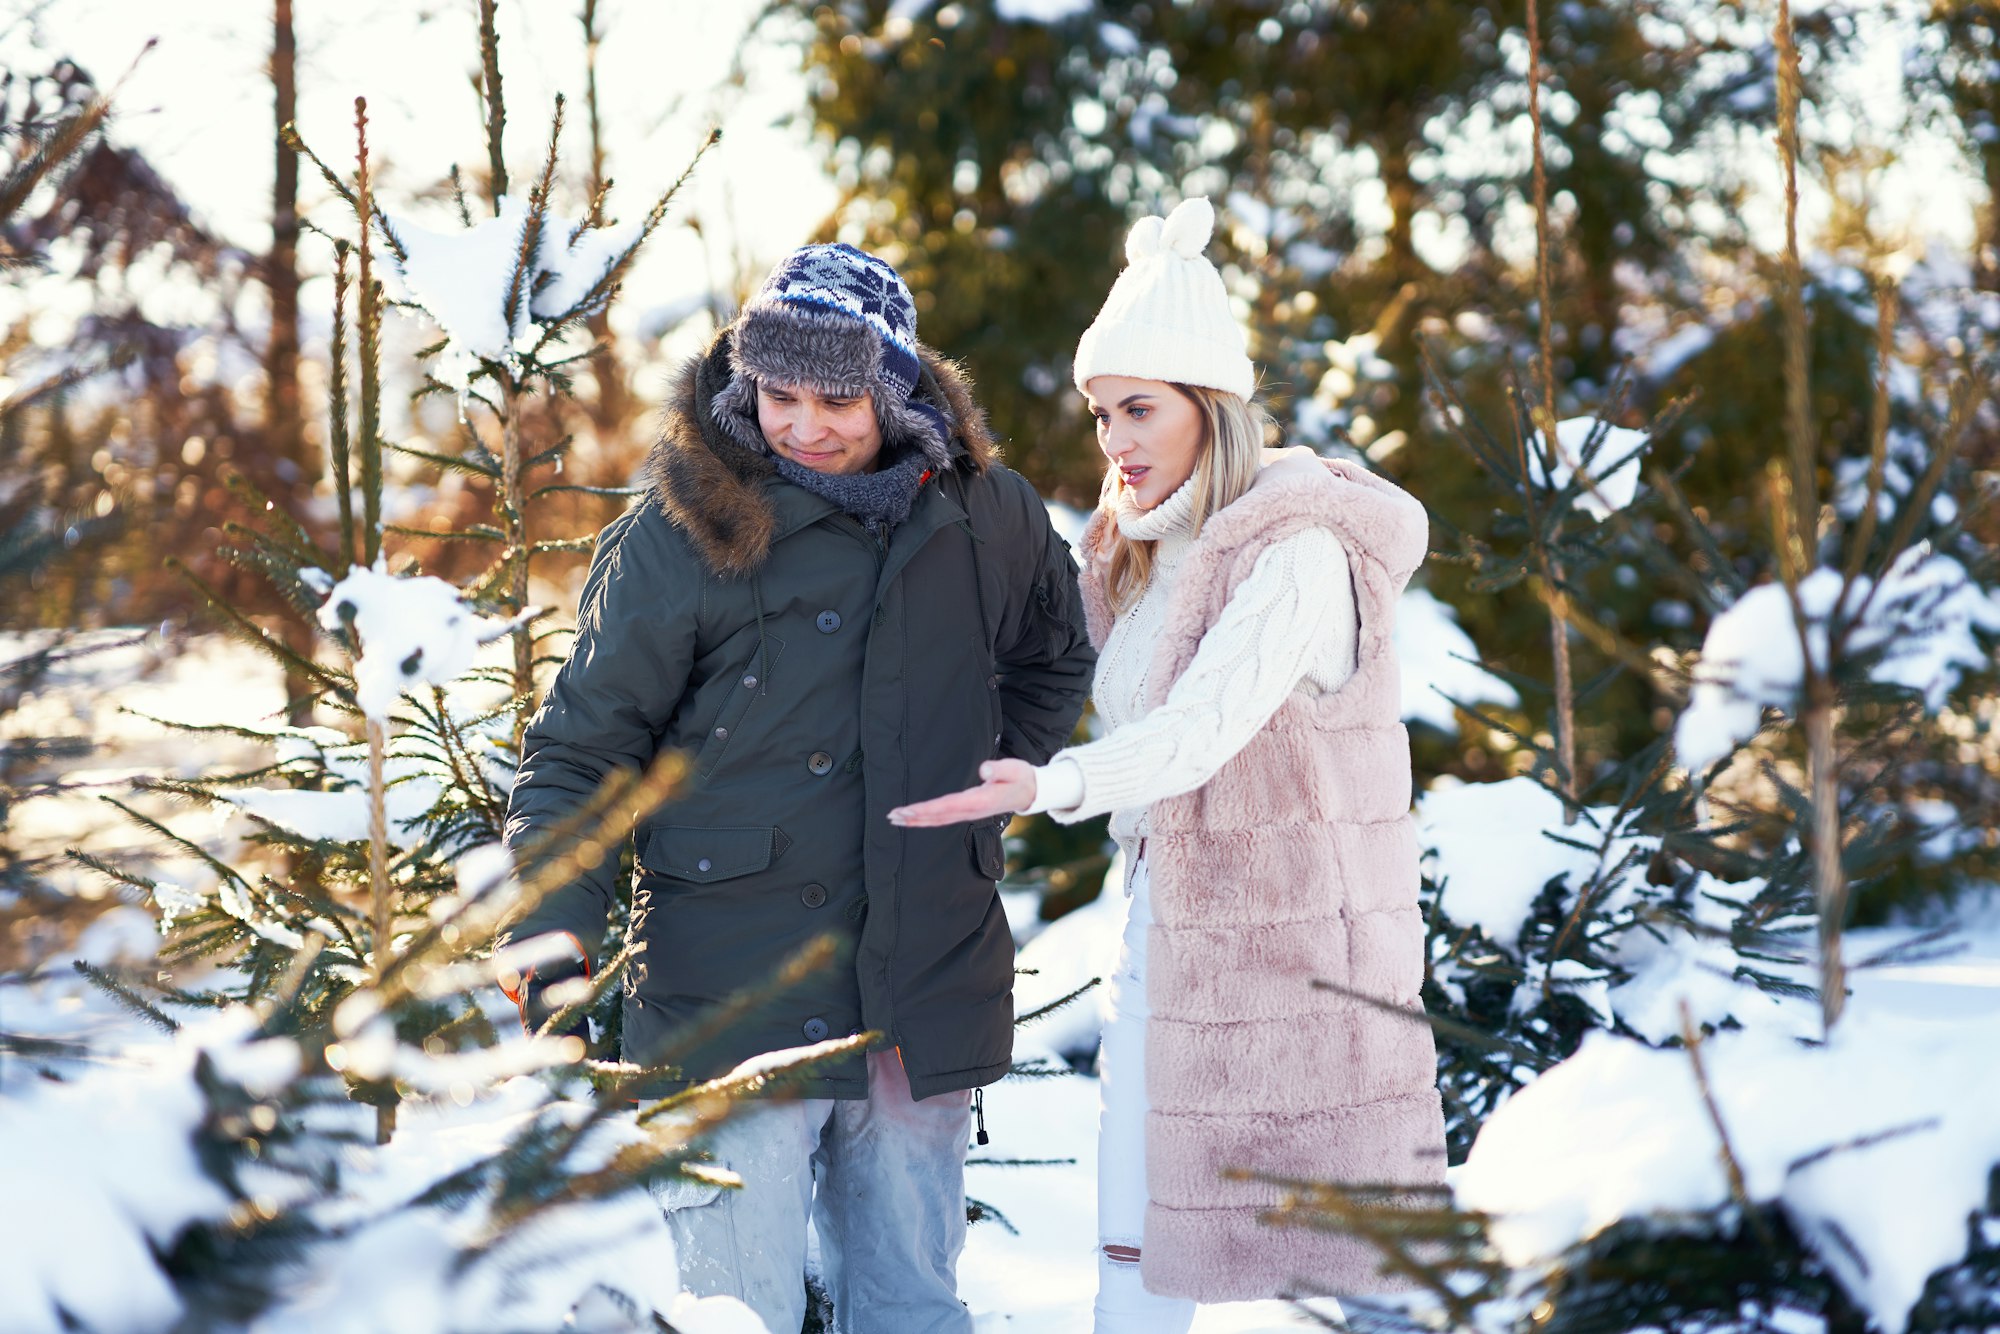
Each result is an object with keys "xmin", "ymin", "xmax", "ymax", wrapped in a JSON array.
[
  {"xmin": 520, "ymin": 955, "xmax": 591, "ymax": 1041},
  {"xmin": 888, "ymin": 759, "xmax": 1036, "ymax": 828}
]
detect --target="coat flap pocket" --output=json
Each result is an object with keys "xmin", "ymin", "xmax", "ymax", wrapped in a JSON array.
[
  {"xmin": 970, "ymin": 821, "xmax": 1006, "ymax": 882},
  {"xmin": 640, "ymin": 825, "xmax": 779, "ymax": 883}
]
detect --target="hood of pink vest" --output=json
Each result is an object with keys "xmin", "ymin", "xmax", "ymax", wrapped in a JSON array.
[{"xmin": 1078, "ymin": 450, "xmax": 1428, "ymax": 651}]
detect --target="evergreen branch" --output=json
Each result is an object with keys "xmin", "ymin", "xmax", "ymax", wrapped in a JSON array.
[
  {"xmin": 420, "ymin": 685, "xmax": 505, "ymax": 828},
  {"xmin": 1785, "ymin": 1117, "xmax": 1941, "ymax": 1177},
  {"xmin": 478, "ymin": 0, "xmax": 507, "ymax": 206},
  {"xmin": 462, "ymin": 546, "xmax": 523, "ymax": 604},
  {"xmin": 220, "ymin": 468, "xmax": 334, "ymax": 571},
  {"xmin": 1527, "ymin": 577, "xmax": 1676, "ymax": 703},
  {"xmin": 280, "ymin": 124, "xmax": 406, "ymax": 262},
  {"xmin": 385, "ymin": 440, "xmax": 501, "ymax": 479},
  {"xmin": 354, "ymin": 98, "xmax": 384, "ymax": 568},
  {"xmin": 532, "ymin": 126, "xmax": 720, "ymax": 341},
  {"xmin": 0, "ymin": 1030, "xmax": 94, "ymax": 1062},
  {"xmin": 380, "ymin": 751, "xmax": 691, "ymax": 1004},
  {"xmin": 1421, "ymin": 338, "xmax": 1518, "ymax": 484},
  {"xmin": 529, "ymin": 484, "xmax": 641, "ymax": 500},
  {"xmin": 64, "ymin": 846, "xmax": 156, "ymax": 892},
  {"xmin": 1000, "ymin": 1061, "xmax": 1075, "ymax": 1080},
  {"xmin": 98, "ymin": 793, "xmax": 253, "ymax": 894},
  {"xmin": 112, "ymin": 708, "xmax": 295, "ymax": 746},
  {"xmin": 1016, "ymin": 977, "xmax": 1099, "ymax": 1027},
  {"xmin": 217, "ymin": 525, "xmax": 326, "ymax": 609},
  {"xmin": 628, "ymin": 936, "xmax": 847, "ymax": 1117},
  {"xmin": 0, "ymin": 43, "xmax": 132, "ymax": 220},
  {"xmin": 535, "ymin": 937, "xmax": 643, "ymax": 1040},
  {"xmin": 448, "ymin": 163, "xmax": 475, "ymax": 228},
  {"xmin": 131, "ymin": 777, "xmax": 235, "ymax": 808},
  {"xmin": 329, "ymin": 238, "xmax": 357, "ymax": 572},
  {"xmin": 254, "ymin": 931, "xmax": 327, "ymax": 1031},
  {"xmin": 1680, "ymin": 999, "xmax": 1776, "ymax": 1248},
  {"xmin": 1310, "ymin": 976, "xmax": 1544, "ymax": 1063},
  {"xmin": 520, "ymin": 436, "xmax": 575, "ymax": 470},
  {"xmin": 530, "ymin": 536, "xmax": 597, "ymax": 554},
  {"xmin": 385, "ymin": 524, "xmax": 506, "ymax": 543},
  {"xmin": 1232, "ymin": 1171, "xmax": 1491, "ymax": 1316},
  {"xmin": 0, "ymin": 359, "xmax": 99, "ymax": 420},
  {"xmin": 1842, "ymin": 375, "xmax": 1981, "ymax": 647},
  {"xmin": 964, "ymin": 1196, "xmax": 1019, "ymax": 1235},
  {"xmin": 72, "ymin": 960, "xmax": 180, "ymax": 1033},
  {"xmin": 165, "ymin": 557, "xmax": 354, "ymax": 705},
  {"xmin": 1648, "ymin": 464, "xmax": 1746, "ymax": 603},
  {"xmin": 502, "ymin": 96, "xmax": 564, "ymax": 342},
  {"xmin": 637, "ymin": 1031, "xmax": 877, "ymax": 1126},
  {"xmin": 527, "ymin": 341, "xmax": 603, "ymax": 374}
]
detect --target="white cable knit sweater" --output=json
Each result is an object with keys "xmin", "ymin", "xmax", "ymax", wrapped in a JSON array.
[{"xmin": 1027, "ymin": 448, "xmax": 1361, "ymax": 864}]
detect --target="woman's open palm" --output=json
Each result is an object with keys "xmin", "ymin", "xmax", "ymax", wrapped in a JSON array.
[{"xmin": 888, "ymin": 759, "xmax": 1037, "ymax": 827}]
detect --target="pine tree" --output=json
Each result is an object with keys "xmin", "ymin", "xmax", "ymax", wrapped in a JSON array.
[
  {"xmin": 3, "ymin": 16, "xmax": 872, "ymax": 1328},
  {"xmin": 0, "ymin": 56, "xmax": 134, "ymax": 940},
  {"xmin": 1244, "ymin": 3, "xmax": 2000, "ymax": 1328}
]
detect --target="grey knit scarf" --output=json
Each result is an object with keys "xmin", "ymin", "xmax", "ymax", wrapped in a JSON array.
[{"xmin": 773, "ymin": 446, "xmax": 930, "ymax": 536}]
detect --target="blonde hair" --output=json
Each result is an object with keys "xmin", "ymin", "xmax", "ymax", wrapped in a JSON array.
[{"xmin": 1099, "ymin": 385, "xmax": 1274, "ymax": 615}]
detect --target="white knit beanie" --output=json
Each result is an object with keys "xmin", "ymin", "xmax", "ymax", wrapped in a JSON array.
[{"xmin": 1071, "ymin": 197, "xmax": 1255, "ymax": 400}]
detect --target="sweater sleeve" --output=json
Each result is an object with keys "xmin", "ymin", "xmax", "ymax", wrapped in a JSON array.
[{"xmin": 1027, "ymin": 525, "xmax": 1358, "ymax": 823}]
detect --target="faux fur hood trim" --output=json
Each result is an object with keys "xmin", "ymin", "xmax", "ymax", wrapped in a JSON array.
[{"xmin": 643, "ymin": 328, "xmax": 997, "ymax": 578}]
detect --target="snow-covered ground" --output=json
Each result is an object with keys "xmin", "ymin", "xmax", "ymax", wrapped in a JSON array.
[{"xmin": 9, "ymin": 634, "xmax": 2000, "ymax": 1332}]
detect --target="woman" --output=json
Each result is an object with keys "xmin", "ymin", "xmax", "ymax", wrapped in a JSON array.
[{"xmin": 890, "ymin": 198, "xmax": 1446, "ymax": 1331}]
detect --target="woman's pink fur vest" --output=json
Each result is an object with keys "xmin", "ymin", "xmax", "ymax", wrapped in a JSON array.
[{"xmin": 1077, "ymin": 452, "xmax": 1448, "ymax": 1302}]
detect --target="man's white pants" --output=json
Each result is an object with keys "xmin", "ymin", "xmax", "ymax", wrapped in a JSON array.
[{"xmin": 657, "ymin": 1049, "xmax": 975, "ymax": 1334}]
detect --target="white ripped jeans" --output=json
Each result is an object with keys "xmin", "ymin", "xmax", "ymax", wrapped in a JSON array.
[
  {"xmin": 656, "ymin": 1049, "xmax": 974, "ymax": 1334},
  {"xmin": 1095, "ymin": 857, "xmax": 1198, "ymax": 1334}
]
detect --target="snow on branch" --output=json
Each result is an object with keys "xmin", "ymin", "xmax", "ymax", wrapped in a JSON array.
[
  {"xmin": 1455, "ymin": 1010, "xmax": 2000, "ymax": 1334},
  {"xmin": 314, "ymin": 565, "xmax": 515, "ymax": 721},
  {"xmin": 1676, "ymin": 547, "xmax": 2000, "ymax": 774},
  {"xmin": 1396, "ymin": 587, "xmax": 1521, "ymax": 734},
  {"xmin": 1528, "ymin": 416, "xmax": 1651, "ymax": 522},
  {"xmin": 379, "ymin": 195, "xmax": 642, "ymax": 393},
  {"xmin": 1418, "ymin": 777, "xmax": 1655, "ymax": 952}
]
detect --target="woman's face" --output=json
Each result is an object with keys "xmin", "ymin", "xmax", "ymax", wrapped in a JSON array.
[{"xmin": 1085, "ymin": 375, "xmax": 1203, "ymax": 511}]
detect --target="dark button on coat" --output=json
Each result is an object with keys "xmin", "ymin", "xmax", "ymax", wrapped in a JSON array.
[{"xmin": 502, "ymin": 333, "xmax": 1095, "ymax": 1101}]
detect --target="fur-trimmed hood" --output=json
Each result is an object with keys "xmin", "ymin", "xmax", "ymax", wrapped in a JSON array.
[{"xmin": 642, "ymin": 328, "xmax": 997, "ymax": 578}]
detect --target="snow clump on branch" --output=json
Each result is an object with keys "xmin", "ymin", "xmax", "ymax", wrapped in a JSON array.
[
  {"xmin": 380, "ymin": 196, "xmax": 642, "ymax": 393},
  {"xmin": 1676, "ymin": 547, "xmax": 2000, "ymax": 774},
  {"xmin": 313, "ymin": 565, "xmax": 513, "ymax": 721},
  {"xmin": 1454, "ymin": 1008, "xmax": 2000, "ymax": 1334},
  {"xmin": 1529, "ymin": 416, "xmax": 1650, "ymax": 522}
]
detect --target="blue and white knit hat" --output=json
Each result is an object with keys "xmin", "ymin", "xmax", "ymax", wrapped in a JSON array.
[{"xmin": 716, "ymin": 243, "xmax": 952, "ymax": 466}]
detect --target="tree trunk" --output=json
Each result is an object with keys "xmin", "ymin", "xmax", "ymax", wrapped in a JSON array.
[
  {"xmin": 579, "ymin": 0, "xmax": 628, "ymax": 435},
  {"xmin": 269, "ymin": 0, "xmax": 314, "ymax": 724},
  {"xmin": 1981, "ymin": 140, "xmax": 2000, "ymax": 293},
  {"xmin": 1378, "ymin": 139, "xmax": 1421, "ymax": 286},
  {"xmin": 367, "ymin": 715, "xmax": 398, "ymax": 1144}
]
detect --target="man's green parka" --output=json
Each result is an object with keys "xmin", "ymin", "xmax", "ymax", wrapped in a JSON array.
[{"xmin": 503, "ymin": 333, "xmax": 1095, "ymax": 1100}]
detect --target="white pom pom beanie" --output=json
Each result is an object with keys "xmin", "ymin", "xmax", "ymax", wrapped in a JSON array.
[{"xmin": 1071, "ymin": 197, "xmax": 1255, "ymax": 400}]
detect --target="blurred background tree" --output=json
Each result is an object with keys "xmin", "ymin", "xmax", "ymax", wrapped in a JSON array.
[{"xmin": 7, "ymin": 0, "xmax": 1997, "ymax": 934}]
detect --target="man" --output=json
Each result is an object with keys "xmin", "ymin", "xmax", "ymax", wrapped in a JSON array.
[{"xmin": 499, "ymin": 243, "xmax": 1095, "ymax": 1333}]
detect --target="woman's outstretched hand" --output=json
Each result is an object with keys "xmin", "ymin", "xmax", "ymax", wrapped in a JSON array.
[{"xmin": 888, "ymin": 759, "xmax": 1037, "ymax": 827}]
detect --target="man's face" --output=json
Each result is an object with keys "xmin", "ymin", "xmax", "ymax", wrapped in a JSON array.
[{"xmin": 756, "ymin": 383, "xmax": 884, "ymax": 475}]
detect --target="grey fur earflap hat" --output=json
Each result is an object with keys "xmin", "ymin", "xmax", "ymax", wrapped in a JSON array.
[{"xmin": 712, "ymin": 243, "xmax": 952, "ymax": 466}]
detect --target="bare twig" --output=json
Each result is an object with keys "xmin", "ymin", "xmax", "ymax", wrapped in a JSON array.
[
  {"xmin": 1523, "ymin": 0, "xmax": 1578, "ymax": 822},
  {"xmin": 1679, "ymin": 1000, "xmax": 1774, "ymax": 1248}
]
